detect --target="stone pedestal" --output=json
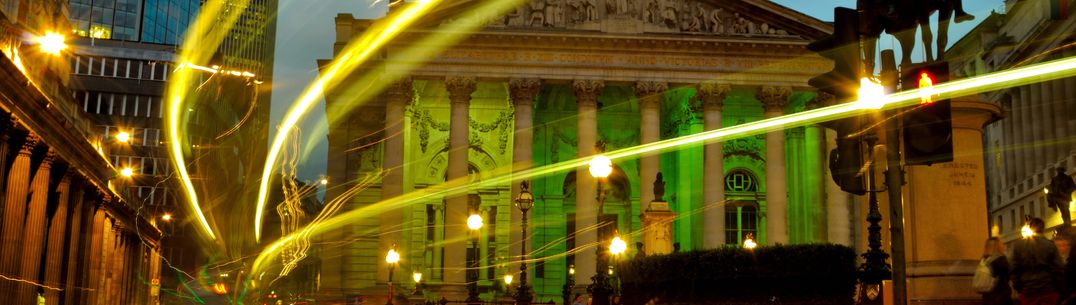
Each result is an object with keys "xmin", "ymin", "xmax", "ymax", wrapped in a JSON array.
[
  {"xmin": 640, "ymin": 201, "xmax": 677, "ymax": 256},
  {"xmin": 903, "ymin": 98, "xmax": 1001, "ymax": 305}
]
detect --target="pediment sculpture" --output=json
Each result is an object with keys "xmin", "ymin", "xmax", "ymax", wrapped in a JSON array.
[{"xmin": 449, "ymin": 0, "xmax": 796, "ymax": 37}]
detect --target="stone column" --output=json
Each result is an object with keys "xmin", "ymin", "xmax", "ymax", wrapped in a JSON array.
[
  {"xmin": 43, "ymin": 173, "xmax": 72, "ymax": 305},
  {"xmin": 1030, "ymin": 84, "xmax": 1044, "ymax": 175},
  {"xmin": 699, "ymin": 82, "xmax": 729, "ymax": 248},
  {"xmin": 1002, "ymin": 92, "xmax": 1015, "ymax": 189},
  {"xmin": 817, "ymin": 93, "xmax": 851, "ymax": 246},
  {"xmin": 380, "ymin": 78, "xmax": 412, "ymax": 285},
  {"xmin": 636, "ymin": 81, "xmax": 668, "ymax": 212},
  {"xmin": 509, "ymin": 78, "xmax": 540, "ymax": 281},
  {"xmin": 1039, "ymin": 81, "xmax": 1057, "ymax": 164},
  {"xmin": 0, "ymin": 113, "xmax": 11, "ymax": 198},
  {"xmin": 1050, "ymin": 77, "xmax": 1067, "ymax": 162},
  {"xmin": 444, "ymin": 76, "xmax": 476, "ymax": 289},
  {"xmin": 14, "ymin": 150, "xmax": 54, "ymax": 305},
  {"xmin": 94, "ymin": 213, "xmax": 113, "ymax": 305},
  {"xmin": 1065, "ymin": 68, "xmax": 1076, "ymax": 155},
  {"xmin": 84, "ymin": 204, "xmax": 105, "ymax": 305},
  {"xmin": 1019, "ymin": 86, "xmax": 1032, "ymax": 182},
  {"xmin": 63, "ymin": 185, "xmax": 88, "ymax": 305},
  {"xmin": 572, "ymin": 79, "xmax": 603, "ymax": 285},
  {"xmin": 904, "ymin": 98, "xmax": 1001, "ymax": 303},
  {"xmin": 758, "ymin": 86, "xmax": 790, "ymax": 245},
  {"xmin": 0, "ymin": 134, "xmax": 37, "ymax": 298}
]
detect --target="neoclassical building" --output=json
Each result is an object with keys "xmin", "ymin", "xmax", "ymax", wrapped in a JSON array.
[{"xmin": 321, "ymin": 0, "xmax": 856, "ymax": 302}]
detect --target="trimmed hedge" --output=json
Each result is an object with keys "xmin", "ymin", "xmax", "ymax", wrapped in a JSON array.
[{"xmin": 618, "ymin": 244, "xmax": 856, "ymax": 305}]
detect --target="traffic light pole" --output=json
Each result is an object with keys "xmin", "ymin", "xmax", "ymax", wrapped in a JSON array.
[{"xmin": 881, "ymin": 50, "xmax": 908, "ymax": 305}]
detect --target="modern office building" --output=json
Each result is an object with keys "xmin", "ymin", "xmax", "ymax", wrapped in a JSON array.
[{"xmin": 62, "ymin": 0, "xmax": 277, "ymax": 303}]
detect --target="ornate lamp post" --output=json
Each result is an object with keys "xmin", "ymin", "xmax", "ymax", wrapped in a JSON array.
[
  {"xmin": 466, "ymin": 214, "xmax": 484, "ymax": 305},
  {"xmin": 412, "ymin": 272, "xmax": 423, "ymax": 296},
  {"xmin": 515, "ymin": 181, "xmax": 535, "ymax": 305},
  {"xmin": 386, "ymin": 244, "xmax": 400, "ymax": 305},
  {"xmin": 562, "ymin": 265, "xmax": 575, "ymax": 305},
  {"xmin": 609, "ymin": 235, "xmax": 626, "ymax": 300},
  {"xmin": 587, "ymin": 155, "xmax": 614, "ymax": 305}
]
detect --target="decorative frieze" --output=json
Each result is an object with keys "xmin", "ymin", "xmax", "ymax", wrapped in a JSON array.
[{"xmin": 385, "ymin": 78, "xmax": 414, "ymax": 106}]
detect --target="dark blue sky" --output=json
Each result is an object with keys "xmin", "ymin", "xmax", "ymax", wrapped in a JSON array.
[{"xmin": 270, "ymin": 1, "xmax": 1006, "ymax": 182}]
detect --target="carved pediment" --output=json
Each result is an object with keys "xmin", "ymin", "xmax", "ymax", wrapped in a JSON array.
[{"xmin": 439, "ymin": 0, "xmax": 803, "ymax": 38}]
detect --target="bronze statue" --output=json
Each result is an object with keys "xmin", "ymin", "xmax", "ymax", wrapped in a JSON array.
[
  {"xmin": 859, "ymin": 0, "xmax": 974, "ymax": 70},
  {"xmin": 1049, "ymin": 168, "xmax": 1076, "ymax": 227},
  {"xmin": 654, "ymin": 172, "xmax": 666, "ymax": 202}
]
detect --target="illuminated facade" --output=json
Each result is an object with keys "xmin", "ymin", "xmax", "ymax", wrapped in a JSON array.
[
  {"xmin": 947, "ymin": 1, "xmax": 1076, "ymax": 242},
  {"xmin": 320, "ymin": 1, "xmax": 859, "ymax": 302}
]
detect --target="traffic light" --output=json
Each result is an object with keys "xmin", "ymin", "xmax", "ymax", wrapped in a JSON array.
[
  {"xmin": 901, "ymin": 61, "xmax": 953, "ymax": 166},
  {"xmin": 809, "ymin": 7, "xmax": 867, "ymax": 195}
]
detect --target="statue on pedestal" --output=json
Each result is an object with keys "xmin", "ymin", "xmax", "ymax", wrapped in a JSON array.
[{"xmin": 1050, "ymin": 167, "xmax": 1076, "ymax": 227}]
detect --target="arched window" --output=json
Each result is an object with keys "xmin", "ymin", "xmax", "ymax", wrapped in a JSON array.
[{"xmin": 725, "ymin": 170, "xmax": 758, "ymax": 193}]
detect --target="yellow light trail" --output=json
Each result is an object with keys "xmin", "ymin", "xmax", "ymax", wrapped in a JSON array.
[
  {"xmin": 165, "ymin": 0, "xmax": 251, "ymax": 240},
  {"xmin": 252, "ymin": 55, "xmax": 1076, "ymax": 275},
  {"xmin": 253, "ymin": 0, "xmax": 444, "ymax": 241}
]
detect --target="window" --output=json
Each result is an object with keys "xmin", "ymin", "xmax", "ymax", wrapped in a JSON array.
[
  {"xmin": 997, "ymin": 215, "xmax": 1004, "ymax": 233},
  {"xmin": 103, "ymin": 58, "xmax": 116, "ymax": 77},
  {"xmin": 725, "ymin": 204, "xmax": 759, "ymax": 245},
  {"xmin": 535, "ymin": 259, "xmax": 545, "ymax": 279}
]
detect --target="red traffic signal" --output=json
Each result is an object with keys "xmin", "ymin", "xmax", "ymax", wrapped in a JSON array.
[{"xmin": 901, "ymin": 62, "xmax": 953, "ymax": 166}]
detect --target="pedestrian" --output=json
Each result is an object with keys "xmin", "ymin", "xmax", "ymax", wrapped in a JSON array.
[
  {"xmin": 1012, "ymin": 217, "xmax": 1065, "ymax": 305},
  {"xmin": 1049, "ymin": 167, "xmax": 1076, "ymax": 227},
  {"xmin": 572, "ymin": 294, "xmax": 586, "ymax": 305},
  {"xmin": 977, "ymin": 237, "xmax": 1012, "ymax": 305}
]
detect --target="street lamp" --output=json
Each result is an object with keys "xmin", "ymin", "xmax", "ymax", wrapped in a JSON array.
[
  {"xmin": 119, "ymin": 167, "xmax": 134, "ymax": 178},
  {"xmin": 386, "ymin": 244, "xmax": 400, "ymax": 305},
  {"xmin": 466, "ymin": 214, "xmax": 483, "ymax": 304},
  {"xmin": 743, "ymin": 233, "xmax": 758, "ymax": 250},
  {"xmin": 515, "ymin": 181, "xmax": 535, "ymax": 305},
  {"xmin": 115, "ymin": 131, "xmax": 131, "ymax": 144},
  {"xmin": 161, "ymin": 213, "xmax": 173, "ymax": 222},
  {"xmin": 609, "ymin": 234, "xmax": 626, "ymax": 300},
  {"xmin": 412, "ymin": 271, "xmax": 423, "ymax": 296},
  {"xmin": 34, "ymin": 32, "xmax": 67, "ymax": 55},
  {"xmin": 587, "ymin": 154, "xmax": 614, "ymax": 305},
  {"xmin": 563, "ymin": 265, "xmax": 576, "ymax": 305}
]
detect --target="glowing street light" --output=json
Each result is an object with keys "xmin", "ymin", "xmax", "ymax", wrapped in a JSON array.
[
  {"xmin": 119, "ymin": 167, "xmax": 134, "ymax": 178},
  {"xmin": 467, "ymin": 214, "xmax": 484, "ymax": 230},
  {"xmin": 504, "ymin": 274, "xmax": 514, "ymax": 286},
  {"xmin": 1021, "ymin": 224, "xmax": 1034, "ymax": 239},
  {"xmin": 609, "ymin": 236, "xmax": 627, "ymax": 255},
  {"xmin": 857, "ymin": 77, "xmax": 886, "ymax": 109},
  {"xmin": 386, "ymin": 244, "xmax": 400, "ymax": 305},
  {"xmin": 115, "ymin": 131, "xmax": 131, "ymax": 143},
  {"xmin": 466, "ymin": 214, "xmax": 483, "ymax": 303},
  {"xmin": 412, "ymin": 272, "xmax": 422, "ymax": 283},
  {"xmin": 743, "ymin": 233, "xmax": 758, "ymax": 250},
  {"xmin": 320, "ymin": 177, "xmax": 329, "ymax": 185},
  {"xmin": 589, "ymin": 155, "xmax": 613, "ymax": 179},
  {"xmin": 161, "ymin": 213, "xmax": 173, "ymax": 222},
  {"xmin": 34, "ymin": 32, "xmax": 67, "ymax": 55}
]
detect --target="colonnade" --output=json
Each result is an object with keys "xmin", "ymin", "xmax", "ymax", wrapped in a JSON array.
[
  {"xmin": 373, "ymin": 77, "xmax": 851, "ymax": 293},
  {"xmin": 0, "ymin": 113, "xmax": 161, "ymax": 305},
  {"xmin": 1000, "ymin": 52, "xmax": 1076, "ymax": 193}
]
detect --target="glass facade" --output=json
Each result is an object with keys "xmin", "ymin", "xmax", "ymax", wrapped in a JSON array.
[{"xmin": 67, "ymin": 0, "xmax": 199, "ymax": 44}]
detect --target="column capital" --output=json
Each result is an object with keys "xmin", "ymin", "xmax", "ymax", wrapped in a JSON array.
[
  {"xmin": 634, "ymin": 81, "xmax": 668, "ymax": 109},
  {"xmin": 385, "ymin": 78, "xmax": 414, "ymax": 106},
  {"xmin": 572, "ymin": 79, "xmax": 604, "ymax": 108},
  {"xmin": 757, "ymin": 86, "xmax": 792, "ymax": 113},
  {"xmin": 698, "ymin": 82, "xmax": 730, "ymax": 111},
  {"xmin": 19, "ymin": 133, "xmax": 40, "ymax": 155},
  {"xmin": 812, "ymin": 91, "xmax": 835, "ymax": 108},
  {"xmin": 445, "ymin": 76, "xmax": 476, "ymax": 105},
  {"xmin": 509, "ymin": 78, "xmax": 542, "ymax": 106},
  {"xmin": 41, "ymin": 149, "xmax": 57, "ymax": 168}
]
